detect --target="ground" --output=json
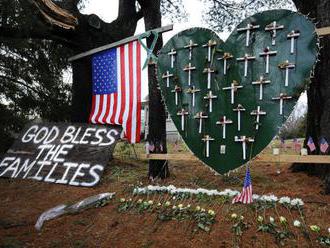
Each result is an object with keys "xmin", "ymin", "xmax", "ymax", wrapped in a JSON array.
[{"xmin": 0, "ymin": 140, "xmax": 329, "ymax": 248}]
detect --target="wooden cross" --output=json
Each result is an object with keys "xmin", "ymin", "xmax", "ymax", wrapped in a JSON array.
[
  {"xmin": 250, "ymin": 106, "xmax": 266, "ymax": 130},
  {"xmin": 203, "ymin": 90, "xmax": 217, "ymax": 113},
  {"xmin": 233, "ymin": 104, "xmax": 246, "ymax": 131},
  {"xmin": 259, "ymin": 47, "xmax": 277, "ymax": 74},
  {"xmin": 272, "ymin": 93, "xmax": 293, "ymax": 115},
  {"xmin": 183, "ymin": 63, "xmax": 196, "ymax": 86},
  {"xmin": 217, "ymin": 52, "xmax": 233, "ymax": 75},
  {"xmin": 202, "ymin": 135, "xmax": 215, "ymax": 158},
  {"xmin": 216, "ymin": 116, "xmax": 233, "ymax": 139},
  {"xmin": 202, "ymin": 40, "xmax": 217, "ymax": 62},
  {"xmin": 287, "ymin": 30, "xmax": 300, "ymax": 54},
  {"xmin": 237, "ymin": 23, "xmax": 260, "ymax": 47},
  {"xmin": 186, "ymin": 86, "xmax": 200, "ymax": 107},
  {"xmin": 234, "ymin": 136, "xmax": 255, "ymax": 160},
  {"xmin": 162, "ymin": 71, "xmax": 174, "ymax": 88},
  {"xmin": 265, "ymin": 21, "xmax": 284, "ymax": 46},
  {"xmin": 184, "ymin": 40, "xmax": 198, "ymax": 60},
  {"xmin": 177, "ymin": 108, "xmax": 189, "ymax": 131},
  {"xmin": 171, "ymin": 85, "xmax": 182, "ymax": 106},
  {"xmin": 278, "ymin": 60, "xmax": 295, "ymax": 87},
  {"xmin": 222, "ymin": 81, "xmax": 243, "ymax": 104},
  {"xmin": 252, "ymin": 76, "xmax": 271, "ymax": 100},
  {"xmin": 203, "ymin": 67, "xmax": 216, "ymax": 89},
  {"xmin": 194, "ymin": 112, "xmax": 208, "ymax": 134},
  {"xmin": 236, "ymin": 54, "xmax": 256, "ymax": 77}
]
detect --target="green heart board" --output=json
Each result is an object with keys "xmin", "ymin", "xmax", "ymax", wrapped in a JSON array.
[{"xmin": 157, "ymin": 10, "xmax": 319, "ymax": 174}]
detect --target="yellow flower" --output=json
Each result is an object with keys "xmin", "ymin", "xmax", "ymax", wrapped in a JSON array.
[
  {"xmin": 201, "ymin": 208, "xmax": 206, "ymax": 212},
  {"xmin": 240, "ymin": 215, "xmax": 244, "ymax": 220},
  {"xmin": 120, "ymin": 198, "xmax": 126, "ymax": 203},
  {"xmin": 137, "ymin": 199, "xmax": 143, "ymax": 203},
  {"xmin": 187, "ymin": 204, "xmax": 191, "ymax": 208},
  {"xmin": 231, "ymin": 213, "xmax": 238, "ymax": 219},
  {"xmin": 164, "ymin": 201, "xmax": 171, "ymax": 207},
  {"xmin": 310, "ymin": 225, "xmax": 320, "ymax": 232},
  {"xmin": 279, "ymin": 216, "xmax": 287, "ymax": 224},
  {"xmin": 157, "ymin": 203, "xmax": 162, "ymax": 207},
  {"xmin": 148, "ymin": 200, "xmax": 153, "ymax": 205},
  {"xmin": 195, "ymin": 206, "xmax": 201, "ymax": 211},
  {"xmin": 128, "ymin": 198, "xmax": 132, "ymax": 202},
  {"xmin": 208, "ymin": 210, "xmax": 215, "ymax": 216},
  {"xmin": 178, "ymin": 204, "xmax": 184, "ymax": 209},
  {"xmin": 257, "ymin": 216, "xmax": 263, "ymax": 223}
]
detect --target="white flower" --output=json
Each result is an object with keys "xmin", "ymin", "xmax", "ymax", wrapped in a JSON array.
[
  {"xmin": 290, "ymin": 198, "xmax": 304, "ymax": 207},
  {"xmin": 240, "ymin": 215, "xmax": 244, "ymax": 220},
  {"xmin": 328, "ymin": 227, "xmax": 330, "ymax": 234},
  {"xmin": 279, "ymin": 196, "xmax": 291, "ymax": 204},
  {"xmin": 148, "ymin": 200, "xmax": 153, "ymax": 205},
  {"xmin": 186, "ymin": 204, "xmax": 191, "ymax": 208},
  {"xmin": 231, "ymin": 213, "xmax": 238, "ymax": 219},
  {"xmin": 201, "ymin": 208, "xmax": 206, "ymax": 212},
  {"xmin": 293, "ymin": 220, "xmax": 301, "ymax": 227},
  {"xmin": 269, "ymin": 217, "xmax": 275, "ymax": 223},
  {"xmin": 172, "ymin": 205, "xmax": 177, "ymax": 209},
  {"xmin": 137, "ymin": 199, "xmax": 143, "ymax": 203},
  {"xmin": 178, "ymin": 204, "xmax": 184, "ymax": 209},
  {"xmin": 172, "ymin": 196, "xmax": 176, "ymax": 200},
  {"xmin": 164, "ymin": 201, "xmax": 171, "ymax": 207},
  {"xmin": 195, "ymin": 206, "xmax": 201, "ymax": 211},
  {"xmin": 157, "ymin": 203, "xmax": 162, "ymax": 207},
  {"xmin": 252, "ymin": 194, "xmax": 260, "ymax": 200},
  {"xmin": 120, "ymin": 198, "xmax": 126, "ymax": 202}
]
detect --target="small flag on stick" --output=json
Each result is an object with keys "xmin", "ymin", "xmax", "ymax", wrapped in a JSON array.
[
  {"xmin": 232, "ymin": 166, "xmax": 253, "ymax": 204},
  {"xmin": 307, "ymin": 136, "xmax": 316, "ymax": 152},
  {"xmin": 320, "ymin": 137, "xmax": 329, "ymax": 153}
]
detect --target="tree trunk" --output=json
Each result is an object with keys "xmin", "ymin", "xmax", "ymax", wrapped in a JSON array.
[
  {"xmin": 292, "ymin": 0, "xmax": 330, "ymax": 193},
  {"xmin": 139, "ymin": 0, "xmax": 169, "ymax": 179}
]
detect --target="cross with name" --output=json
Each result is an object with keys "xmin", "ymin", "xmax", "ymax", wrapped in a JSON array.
[
  {"xmin": 217, "ymin": 52, "xmax": 233, "ymax": 75},
  {"xmin": 177, "ymin": 108, "xmax": 189, "ymax": 131},
  {"xmin": 236, "ymin": 54, "xmax": 256, "ymax": 77},
  {"xmin": 237, "ymin": 23, "xmax": 260, "ymax": 47},
  {"xmin": 222, "ymin": 81, "xmax": 243, "ymax": 104},
  {"xmin": 194, "ymin": 112, "xmax": 208, "ymax": 134},
  {"xmin": 184, "ymin": 40, "xmax": 198, "ymax": 60},
  {"xmin": 203, "ymin": 90, "xmax": 217, "ymax": 113},
  {"xmin": 234, "ymin": 136, "xmax": 255, "ymax": 160},
  {"xmin": 265, "ymin": 21, "xmax": 284, "ymax": 46},
  {"xmin": 278, "ymin": 60, "xmax": 295, "ymax": 87},
  {"xmin": 171, "ymin": 85, "xmax": 182, "ymax": 106},
  {"xmin": 183, "ymin": 63, "xmax": 196, "ymax": 86},
  {"xmin": 203, "ymin": 67, "xmax": 216, "ymax": 89},
  {"xmin": 186, "ymin": 86, "xmax": 200, "ymax": 107},
  {"xmin": 272, "ymin": 93, "xmax": 292, "ymax": 115},
  {"xmin": 202, "ymin": 40, "xmax": 217, "ymax": 62},
  {"xmin": 162, "ymin": 71, "xmax": 174, "ymax": 88},
  {"xmin": 250, "ymin": 106, "xmax": 266, "ymax": 130},
  {"xmin": 252, "ymin": 76, "xmax": 271, "ymax": 100},
  {"xmin": 202, "ymin": 135, "xmax": 215, "ymax": 158},
  {"xmin": 233, "ymin": 104, "xmax": 246, "ymax": 131},
  {"xmin": 216, "ymin": 116, "xmax": 233, "ymax": 139},
  {"xmin": 287, "ymin": 30, "xmax": 300, "ymax": 54},
  {"xmin": 259, "ymin": 47, "xmax": 277, "ymax": 74},
  {"xmin": 167, "ymin": 48, "xmax": 177, "ymax": 68}
]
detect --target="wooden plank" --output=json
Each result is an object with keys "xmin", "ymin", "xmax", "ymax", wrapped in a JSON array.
[
  {"xmin": 316, "ymin": 27, "xmax": 330, "ymax": 36},
  {"xmin": 68, "ymin": 25, "xmax": 173, "ymax": 62},
  {"xmin": 139, "ymin": 153, "xmax": 330, "ymax": 164}
]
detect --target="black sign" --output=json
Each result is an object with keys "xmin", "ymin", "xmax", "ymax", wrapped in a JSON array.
[{"xmin": 0, "ymin": 123, "xmax": 121, "ymax": 187}]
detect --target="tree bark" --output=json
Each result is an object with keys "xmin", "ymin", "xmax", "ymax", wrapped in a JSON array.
[
  {"xmin": 292, "ymin": 0, "xmax": 330, "ymax": 193},
  {"xmin": 139, "ymin": 0, "xmax": 169, "ymax": 179}
]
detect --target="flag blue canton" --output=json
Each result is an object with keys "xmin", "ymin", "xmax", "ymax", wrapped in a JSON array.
[
  {"xmin": 92, "ymin": 48, "xmax": 118, "ymax": 95},
  {"xmin": 243, "ymin": 168, "xmax": 251, "ymax": 188}
]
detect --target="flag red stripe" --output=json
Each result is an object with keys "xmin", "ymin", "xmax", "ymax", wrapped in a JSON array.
[
  {"xmin": 136, "ymin": 42, "xmax": 141, "ymax": 142},
  {"xmin": 126, "ymin": 42, "xmax": 134, "ymax": 141},
  {"xmin": 119, "ymin": 45, "xmax": 126, "ymax": 124},
  {"xmin": 89, "ymin": 95, "xmax": 96, "ymax": 123}
]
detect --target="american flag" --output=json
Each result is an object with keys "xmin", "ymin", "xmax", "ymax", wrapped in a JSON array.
[
  {"xmin": 307, "ymin": 136, "xmax": 316, "ymax": 152},
  {"xmin": 89, "ymin": 41, "xmax": 142, "ymax": 143},
  {"xmin": 320, "ymin": 137, "xmax": 329, "ymax": 153},
  {"xmin": 232, "ymin": 167, "xmax": 253, "ymax": 204}
]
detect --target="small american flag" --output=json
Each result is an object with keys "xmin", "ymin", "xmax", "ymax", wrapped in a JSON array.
[
  {"xmin": 307, "ymin": 136, "xmax": 316, "ymax": 152},
  {"xmin": 232, "ymin": 167, "xmax": 253, "ymax": 204},
  {"xmin": 320, "ymin": 137, "xmax": 329, "ymax": 153},
  {"xmin": 89, "ymin": 41, "xmax": 142, "ymax": 143}
]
